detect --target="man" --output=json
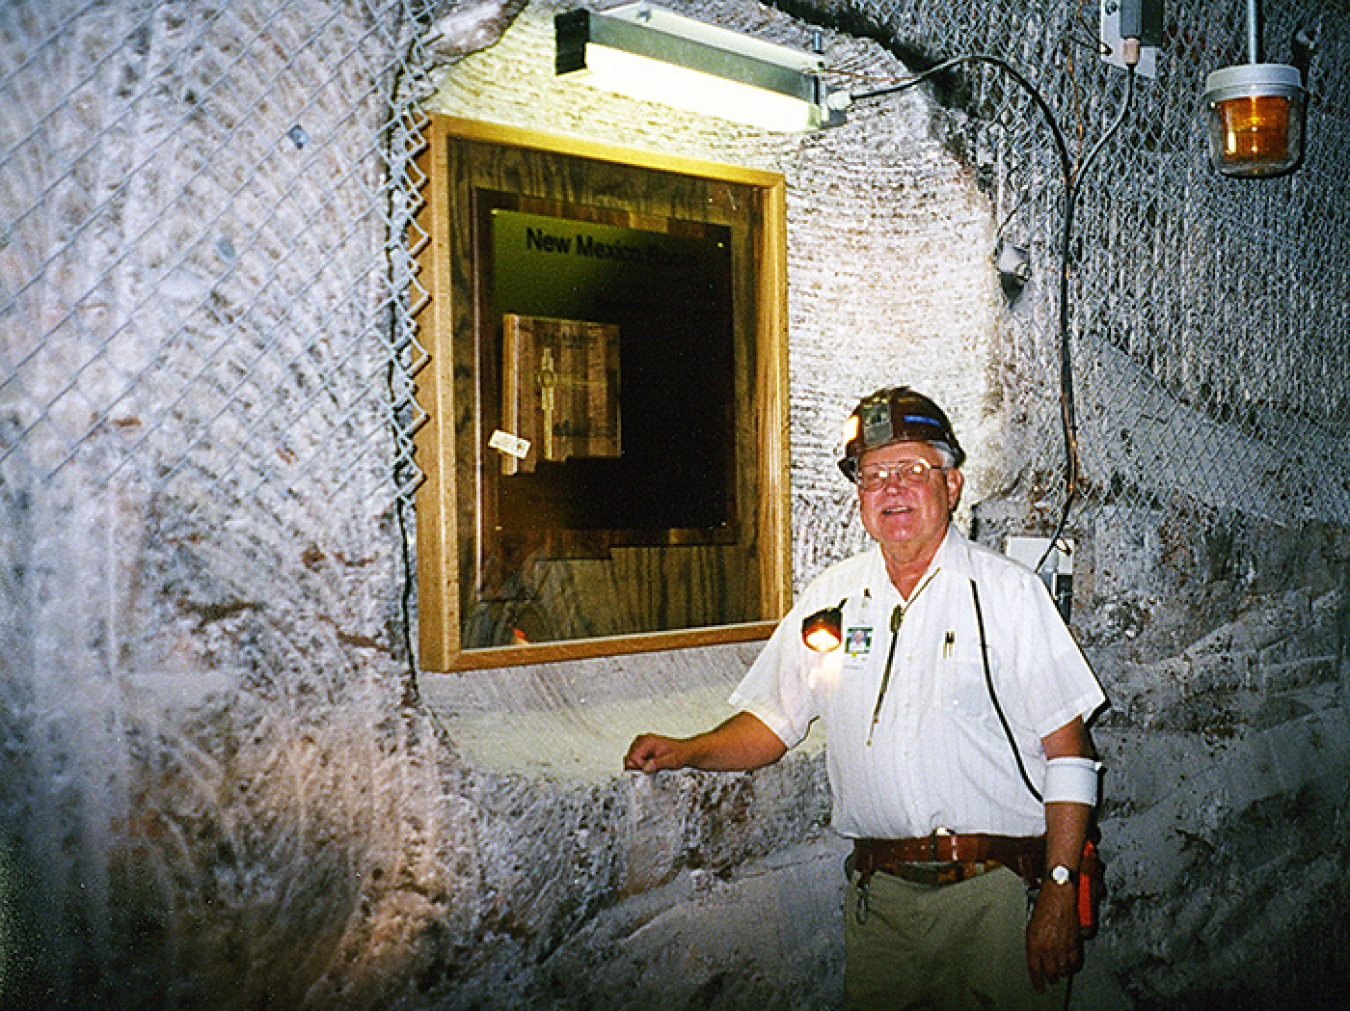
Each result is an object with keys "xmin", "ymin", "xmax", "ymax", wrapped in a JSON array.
[{"xmin": 625, "ymin": 387, "xmax": 1106, "ymax": 1009}]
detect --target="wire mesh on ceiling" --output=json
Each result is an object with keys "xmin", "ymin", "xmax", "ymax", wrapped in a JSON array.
[
  {"xmin": 2, "ymin": 0, "xmax": 1347, "ymax": 623},
  {"xmin": 0, "ymin": 0, "xmax": 433, "ymax": 510},
  {"xmin": 830, "ymin": 0, "xmax": 1349, "ymax": 528}
]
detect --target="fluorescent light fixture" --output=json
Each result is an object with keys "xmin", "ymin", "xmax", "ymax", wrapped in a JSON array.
[{"xmin": 555, "ymin": 3, "xmax": 845, "ymax": 133}]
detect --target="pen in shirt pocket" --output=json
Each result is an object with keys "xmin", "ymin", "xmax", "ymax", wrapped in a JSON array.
[{"xmin": 942, "ymin": 630, "xmax": 955, "ymax": 658}]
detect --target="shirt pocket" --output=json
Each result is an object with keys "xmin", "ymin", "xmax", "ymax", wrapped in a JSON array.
[{"xmin": 944, "ymin": 657, "xmax": 1002, "ymax": 733}]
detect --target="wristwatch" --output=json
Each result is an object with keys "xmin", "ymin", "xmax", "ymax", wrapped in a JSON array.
[{"xmin": 1048, "ymin": 865, "xmax": 1078, "ymax": 887}]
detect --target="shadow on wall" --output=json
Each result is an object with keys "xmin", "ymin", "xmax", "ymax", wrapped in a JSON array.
[
  {"xmin": 0, "ymin": 670, "xmax": 472, "ymax": 1011},
  {"xmin": 1, "ymin": 825, "xmax": 45, "ymax": 1008}
]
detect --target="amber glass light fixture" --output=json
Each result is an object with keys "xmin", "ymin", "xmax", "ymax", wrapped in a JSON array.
[
  {"xmin": 1202, "ymin": 0, "xmax": 1307, "ymax": 178},
  {"xmin": 1204, "ymin": 63, "xmax": 1305, "ymax": 177}
]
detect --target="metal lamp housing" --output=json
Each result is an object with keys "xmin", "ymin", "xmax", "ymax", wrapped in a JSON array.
[
  {"xmin": 555, "ymin": 4, "xmax": 844, "ymax": 133},
  {"xmin": 1203, "ymin": 63, "xmax": 1306, "ymax": 178},
  {"xmin": 801, "ymin": 603, "xmax": 844, "ymax": 652}
]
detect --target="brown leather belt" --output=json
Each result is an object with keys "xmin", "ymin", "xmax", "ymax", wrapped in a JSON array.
[{"xmin": 853, "ymin": 833, "xmax": 1045, "ymax": 887}]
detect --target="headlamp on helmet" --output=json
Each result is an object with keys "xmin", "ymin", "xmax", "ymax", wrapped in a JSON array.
[{"xmin": 838, "ymin": 386, "xmax": 965, "ymax": 483}]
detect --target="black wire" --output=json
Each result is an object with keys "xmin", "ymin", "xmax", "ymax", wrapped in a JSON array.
[
  {"xmin": 866, "ymin": 604, "xmax": 905, "ymax": 746},
  {"xmin": 1041, "ymin": 65, "xmax": 1136, "ymax": 573},
  {"xmin": 850, "ymin": 55, "xmax": 1137, "ymax": 577},
  {"xmin": 851, "ymin": 54, "xmax": 1074, "ymax": 183}
]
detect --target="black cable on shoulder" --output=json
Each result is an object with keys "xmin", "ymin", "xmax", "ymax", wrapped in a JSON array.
[{"xmin": 971, "ymin": 579, "xmax": 1042, "ymax": 803}]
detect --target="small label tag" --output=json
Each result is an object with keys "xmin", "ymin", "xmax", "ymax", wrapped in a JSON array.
[{"xmin": 489, "ymin": 430, "xmax": 530, "ymax": 460}]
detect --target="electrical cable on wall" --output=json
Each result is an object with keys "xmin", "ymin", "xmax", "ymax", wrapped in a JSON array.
[{"xmin": 842, "ymin": 47, "xmax": 1139, "ymax": 574}]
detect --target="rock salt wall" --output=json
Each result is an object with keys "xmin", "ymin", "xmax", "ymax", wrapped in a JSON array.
[{"xmin": 2, "ymin": 1, "xmax": 1347, "ymax": 1009}]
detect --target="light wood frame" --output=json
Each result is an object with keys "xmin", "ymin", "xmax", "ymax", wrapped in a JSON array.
[{"xmin": 412, "ymin": 116, "xmax": 791, "ymax": 671}]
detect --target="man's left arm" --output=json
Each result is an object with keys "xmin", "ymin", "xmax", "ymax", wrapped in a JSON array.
[{"xmin": 1026, "ymin": 715, "xmax": 1096, "ymax": 992}]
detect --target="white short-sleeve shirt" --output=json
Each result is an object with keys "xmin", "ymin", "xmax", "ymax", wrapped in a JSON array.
[{"xmin": 729, "ymin": 526, "xmax": 1107, "ymax": 839}]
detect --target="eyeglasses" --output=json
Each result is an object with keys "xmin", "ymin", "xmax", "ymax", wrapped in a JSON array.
[{"xmin": 856, "ymin": 458, "xmax": 944, "ymax": 491}]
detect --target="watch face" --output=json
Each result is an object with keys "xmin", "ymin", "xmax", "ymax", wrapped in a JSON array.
[{"xmin": 1051, "ymin": 866, "xmax": 1073, "ymax": 886}]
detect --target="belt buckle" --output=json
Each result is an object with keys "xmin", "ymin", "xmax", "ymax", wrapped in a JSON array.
[{"xmin": 930, "ymin": 826, "xmax": 953, "ymax": 862}]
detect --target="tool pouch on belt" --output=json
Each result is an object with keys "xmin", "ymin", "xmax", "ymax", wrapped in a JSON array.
[{"xmin": 1077, "ymin": 828, "xmax": 1106, "ymax": 938}]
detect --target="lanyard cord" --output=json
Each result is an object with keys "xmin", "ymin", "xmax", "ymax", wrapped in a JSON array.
[
  {"xmin": 866, "ymin": 570, "xmax": 939, "ymax": 745},
  {"xmin": 971, "ymin": 578, "xmax": 1043, "ymax": 803},
  {"xmin": 866, "ymin": 604, "xmax": 904, "ymax": 746}
]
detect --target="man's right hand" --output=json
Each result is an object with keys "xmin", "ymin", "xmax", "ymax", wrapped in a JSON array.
[
  {"xmin": 624, "ymin": 734, "xmax": 689, "ymax": 772},
  {"xmin": 622, "ymin": 713, "xmax": 787, "ymax": 774}
]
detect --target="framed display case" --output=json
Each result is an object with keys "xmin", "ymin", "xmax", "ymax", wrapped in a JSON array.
[{"xmin": 413, "ymin": 116, "xmax": 791, "ymax": 670}]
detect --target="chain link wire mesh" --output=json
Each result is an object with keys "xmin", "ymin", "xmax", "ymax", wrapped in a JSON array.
[
  {"xmin": 827, "ymin": 0, "xmax": 1350, "ymax": 531},
  {"xmin": 2, "ymin": 0, "xmax": 1347, "ymax": 645},
  {"xmin": 0, "ymin": 0, "xmax": 434, "ymax": 517},
  {"xmin": 0, "ymin": 5, "xmax": 443, "ymax": 1002}
]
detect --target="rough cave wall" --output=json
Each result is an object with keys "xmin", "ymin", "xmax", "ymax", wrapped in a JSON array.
[
  {"xmin": 1, "ymin": 1, "xmax": 1348, "ymax": 1011},
  {"xmin": 0, "ymin": 1, "xmax": 470, "ymax": 1007},
  {"xmin": 422, "ymin": 4, "xmax": 1350, "ymax": 1008}
]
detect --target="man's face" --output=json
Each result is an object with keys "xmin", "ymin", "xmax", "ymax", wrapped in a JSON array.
[{"xmin": 856, "ymin": 441, "xmax": 963, "ymax": 559}]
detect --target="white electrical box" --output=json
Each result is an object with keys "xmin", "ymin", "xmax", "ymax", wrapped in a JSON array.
[{"xmin": 1005, "ymin": 536, "xmax": 1075, "ymax": 621}]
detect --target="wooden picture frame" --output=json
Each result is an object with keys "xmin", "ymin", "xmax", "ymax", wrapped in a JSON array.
[{"xmin": 413, "ymin": 116, "xmax": 791, "ymax": 671}]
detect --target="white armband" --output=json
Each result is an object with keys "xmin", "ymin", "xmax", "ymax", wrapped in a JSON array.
[{"xmin": 1042, "ymin": 756, "xmax": 1102, "ymax": 806}]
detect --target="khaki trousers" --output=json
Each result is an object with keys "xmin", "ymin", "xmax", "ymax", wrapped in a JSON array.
[{"xmin": 844, "ymin": 865, "xmax": 1067, "ymax": 1011}]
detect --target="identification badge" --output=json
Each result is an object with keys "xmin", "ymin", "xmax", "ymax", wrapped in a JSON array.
[{"xmin": 844, "ymin": 627, "xmax": 873, "ymax": 657}]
